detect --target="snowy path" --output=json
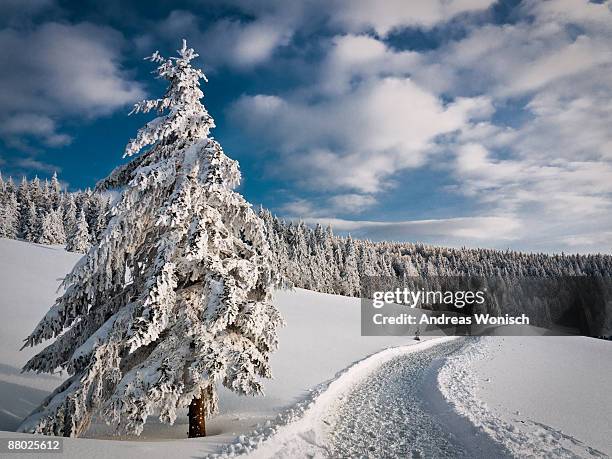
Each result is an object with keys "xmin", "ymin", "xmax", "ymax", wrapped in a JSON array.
[{"xmin": 324, "ymin": 338, "xmax": 511, "ymax": 458}]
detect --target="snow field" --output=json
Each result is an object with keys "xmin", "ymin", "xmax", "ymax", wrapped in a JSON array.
[
  {"xmin": 2, "ymin": 238, "xmax": 611, "ymax": 459},
  {"xmin": 438, "ymin": 336, "xmax": 612, "ymax": 457},
  {"xmin": 0, "ymin": 238, "xmax": 425, "ymax": 456}
]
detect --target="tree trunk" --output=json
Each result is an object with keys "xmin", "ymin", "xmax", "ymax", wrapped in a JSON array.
[{"xmin": 188, "ymin": 391, "xmax": 207, "ymax": 437}]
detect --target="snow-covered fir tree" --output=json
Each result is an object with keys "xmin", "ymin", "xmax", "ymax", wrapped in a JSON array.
[
  {"xmin": 92, "ymin": 196, "xmax": 110, "ymax": 241},
  {"xmin": 83, "ymin": 191, "xmax": 104, "ymax": 242},
  {"xmin": 5, "ymin": 176, "xmax": 16, "ymax": 195},
  {"xmin": 16, "ymin": 177, "xmax": 31, "ymax": 237},
  {"xmin": 19, "ymin": 40, "xmax": 283, "ymax": 438},
  {"xmin": 38, "ymin": 208, "xmax": 66, "ymax": 245},
  {"xmin": 63, "ymin": 194, "xmax": 78, "ymax": 238},
  {"xmin": 40, "ymin": 179, "xmax": 53, "ymax": 216},
  {"xmin": 66, "ymin": 210, "xmax": 90, "ymax": 253},
  {"xmin": 0, "ymin": 191, "xmax": 20, "ymax": 238},
  {"xmin": 341, "ymin": 235, "xmax": 360, "ymax": 296},
  {"xmin": 23, "ymin": 200, "xmax": 39, "ymax": 242},
  {"xmin": 29, "ymin": 176, "xmax": 42, "ymax": 210},
  {"xmin": 50, "ymin": 172, "xmax": 62, "ymax": 209},
  {"xmin": 0, "ymin": 178, "xmax": 4, "ymax": 211},
  {"xmin": 0, "ymin": 172, "xmax": 109, "ymax": 248}
]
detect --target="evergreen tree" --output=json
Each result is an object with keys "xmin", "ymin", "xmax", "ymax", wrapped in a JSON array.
[
  {"xmin": 19, "ymin": 41, "xmax": 283, "ymax": 438},
  {"xmin": 29, "ymin": 177, "xmax": 42, "ymax": 214},
  {"xmin": 50, "ymin": 172, "xmax": 62, "ymax": 210},
  {"xmin": 16, "ymin": 177, "xmax": 31, "ymax": 238},
  {"xmin": 341, "ymin": 235, "xmax": 360, "ymax": 296},
  {"xmin": 23, "ymin": 200, "xmax": 39, "ymax": 242},
  {"xmin": 74, "ymin": 190, "xmax": 88, "ymax": 217},
  {"xmin": 40, "ymin": 179, "xmax": 52, "ymax": 215},
  {"xmin": 38, "ymin": 208, "xmax": 66, "ymax": 245},
  {"xmin": 0, "ymin": 191, "xmax": 20, "ymax": 239},
  {"xmin": 63, "ymin": 194, "xmax": 78, "ymax": 239},
  {"xmin": 87, "ymin": 194, "xmax": 109, "ymax": 243},
  {"xmin": 5, "ymin": 176, "xmax": 16, "ymax": 195},
  {"xmin": 66, "ymin": 210, "xmax": 90, "ymax": 253}
]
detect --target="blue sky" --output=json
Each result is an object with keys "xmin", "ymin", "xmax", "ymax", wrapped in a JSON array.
[{"xmin": 1, "ymin": 0, "xmax": 612, "ymax": 253}]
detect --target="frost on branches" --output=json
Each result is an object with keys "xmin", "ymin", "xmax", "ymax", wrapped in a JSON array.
[
  {"xmin": 39, "ymin": 208, "xmax": 67, "ymax": 245},
  {"xmin": 66, "ymin": 210, "xmax": 91, "ymax": 253},
  {"xmin": 19, "ymin": 40, "xmax": 283, "ymax": 437},
  {"xmin": 0, "ymin": 190, "xmax": 19, "ymax": 238}
]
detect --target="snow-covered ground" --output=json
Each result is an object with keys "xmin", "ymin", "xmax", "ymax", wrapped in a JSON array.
[
  {"xmin": 1, "ymin": 237, "xmax": 611, "ymax": 458},
  {"xmin": 0, "ymin": 238, "xmax": 418, "ymax": 456},
  {"xmin": 0, "ymin": 238, "xmax": 77, "ymax": 433},
  {"xmin": 439, "ymin": 336, "xmax": 612, "ymax": 457}
]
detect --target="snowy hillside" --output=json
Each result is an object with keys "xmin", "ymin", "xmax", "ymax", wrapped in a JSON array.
[
  {"xmin": 0, "ymin": 238, "xmax": 414, "ymax": 455},
  {"xmin": 440, "ymin": 336, "xmax": 612, "ymax": 456},
  {"xmin": 1, "ymin": 238, "xmax": 611, "ymax": 458}
]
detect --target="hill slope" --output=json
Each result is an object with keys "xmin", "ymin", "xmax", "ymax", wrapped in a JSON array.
[
  {"xmin": 1, "ymin": 238, "xmax": 610, "ymax": 458},
  {"xmin": 0, "ymin": 238, "xmax": 414, "ymax": 453}
]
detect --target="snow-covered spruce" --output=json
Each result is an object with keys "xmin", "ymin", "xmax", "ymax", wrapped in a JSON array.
[
  {"xmin": 63, "ymin": 194, "xmax": 78, "ymax": 241},
  {"xmin": 0, "ymin": 171, "xmax": 109, "ymax": 248},
  {"xmin": 19, "ymin": 40, "xmax": 283, "ymax": 437},
  {"xmin": 0, "ymin": 188, "xmax": 19, "ymax": 239},
  {"xmin": 66, "ymin": 210, "xmax": 91, "ymax": 254},
  {"xmin": 38, "ymin": 208, "xmax": 67, "ymax": 245}
]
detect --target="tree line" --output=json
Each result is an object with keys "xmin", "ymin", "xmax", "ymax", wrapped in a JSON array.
[
  {"xmin": 260, "ymin": 208, "xmax": 612, "ymax": 291},
  {"xmin": 0, "ymin": 172, "xmax": 109, "ymax": 253},
  {"xmin": 259, "ymin": 209, "xmax": 612, "ymax": 335},
  {"xmin": 3, "ymin": 172, "xmax": 611, "ymax": 282}
]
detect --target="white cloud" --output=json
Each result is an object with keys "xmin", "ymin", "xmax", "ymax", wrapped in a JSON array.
[
  {"xmin": 230, "ymin": 20, "xmax": 292, "ymax": 66},
  {"xmin": 455, "ymin": 143, "xmax": 612, "ymax": 217},
  {"xmin": 560, "ymin": 231, "xmax": 612, "ymax": 249},
  {"xmin": 0, "ymin": 21, "xmax": 144, "ymax": 150},
  {"xmin": 0, "ymin": 114, "xmax": 72, "ymax": 148},
  {"xmin": 152, "ymin": 9, "xmax": 293, "ymax": 69},
  {"xmin": 0, "ymin": 22, "xmax": 144, "ymax": 116},
  {"xmin": 526, "ymin": 0, "xmax": 612, "ymax": 30},
  {"xmin": 281, "ymin": 193, "xmax": 377, "ymax": 218},
  {"xmin": 151, "ymin": 0, "xmax": 498, "ymax": 71},
  {"xmin": 431, "ymin": 2, "xmax": 612, "ymax": 100},
  {"xmin": 507, "ymin": 36, "xmax": 610, "ymax": 95},
  {"xmin": 332, "ymin": 0, "xmax": 495, "ymax": 35},
  {"xmin": 518, "ymin": 91, "xmax": 612, "ymax": 162},
  {"xmin": 15, "ymin": 157, "xmax": 61, "ymax": 174},
  {"xmin": 280, "ymin": 198, "xmax": 320, "ymax": 217},
  {"xmin": 328, "ymin": 193, "xmax": 377, "ymax": 213},
  {"xmin": 370, "ymin": 0, "xmax": 612, "ymax": 252},
  {"xmin": 299, "ymin": 215, "xmax": 521, "ymax": 247},
  {"xmin": 320, "ymin": 34, "xmax": 419, "ymax": 94},
  {"xmin": 231, "ymin": 77, "xmax": 491, "ymax": 193}
]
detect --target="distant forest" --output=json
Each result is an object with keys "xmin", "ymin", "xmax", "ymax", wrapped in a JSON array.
[
  {"xmin": 0, "ymin": 172, "xmax": 109, "ymax": 253},
  {"xmin": 1, "ymin": 171, "xmax": 610, "ymax": 335},
  {"xmin": 259, "ymin": 209, "xmax": 612, "ymax": 337}
]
